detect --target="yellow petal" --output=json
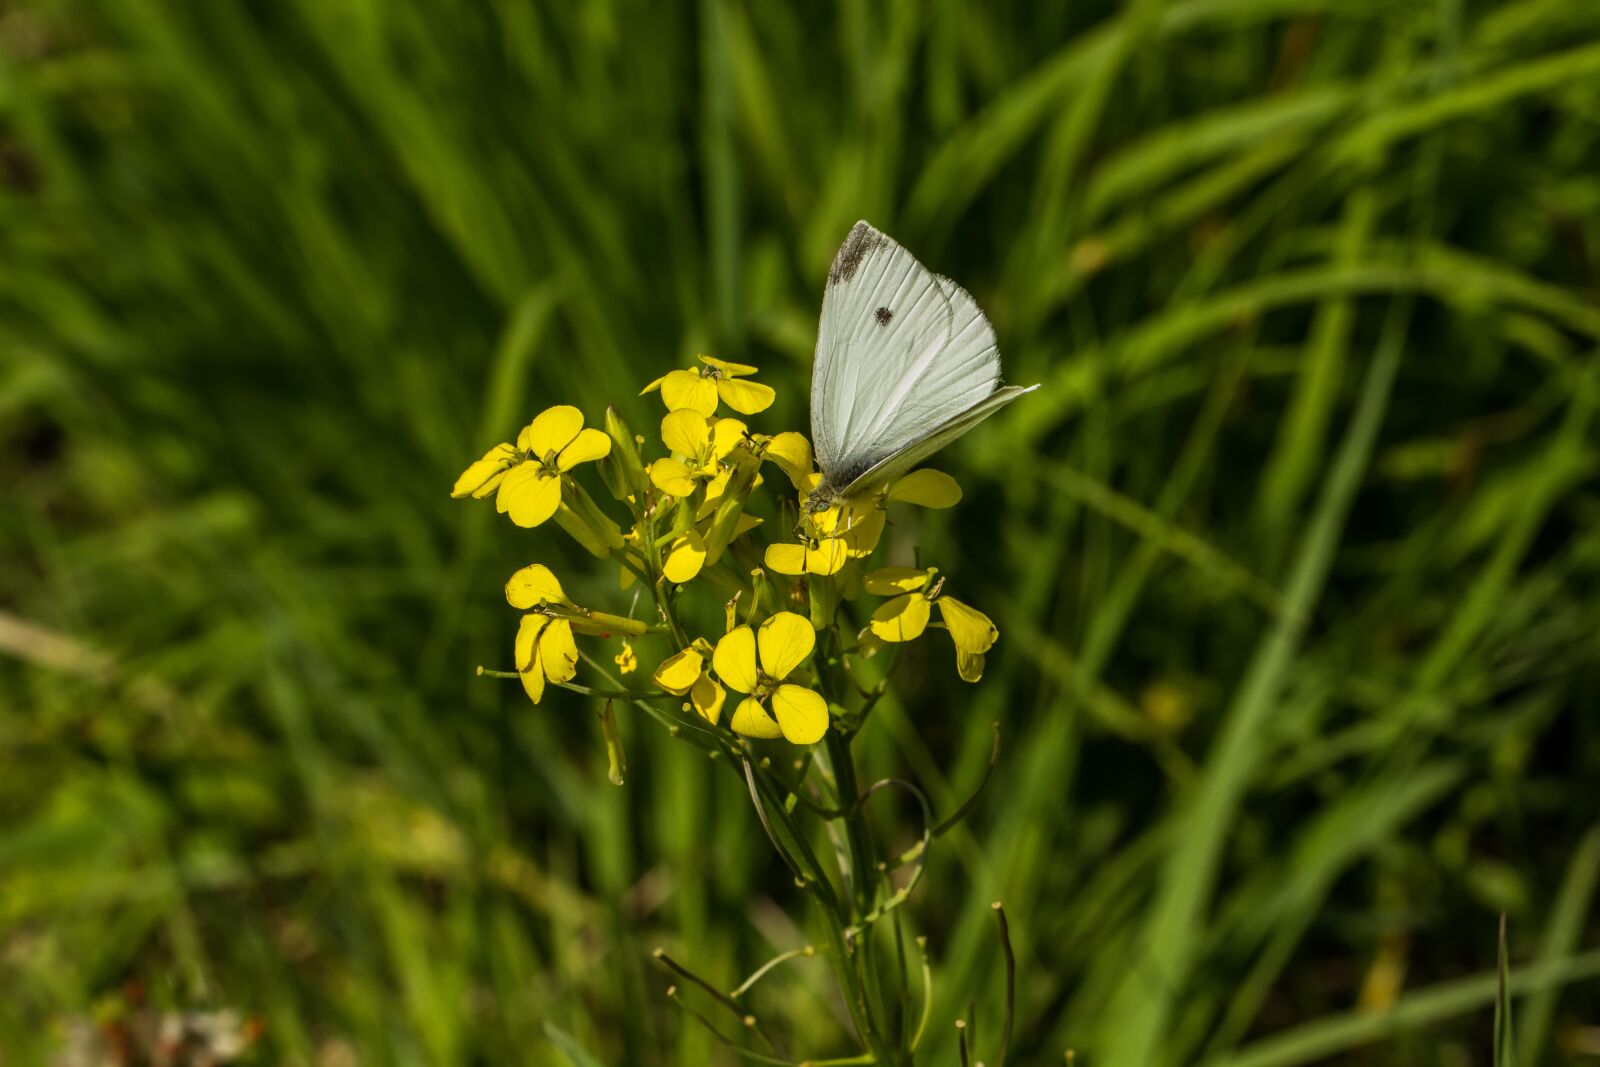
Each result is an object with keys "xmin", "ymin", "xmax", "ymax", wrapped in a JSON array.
[
  {"xmin": 452, "ymin": 443, "xmax": 517, "ymax": 498},
  {"xmin": 716, "ymin": 378, "xmax": 775, "ymax": 415},
  {"xmin": 501, "ymin": 468, "xmax": 563, "ymax": 528},
  {"xmin": 708, "ymin": 418, "xmax": 748, "ymax": 461},
  {"xmin": 864, "ymin": 567, "xmax": 933, "ymax": 596},
  {"xmin": 839, "ymin": 504, "xmax": 886, "ymax": 558},
  {"xmin": 697, "ymin": 467, "xmax": 733, "ymax": 521},
  {"xmin": 806, "ymin": 538, "xmax": 847, "ymax": 576},
  {"xmin": 763, "ymin": 432, "xmax": 814, "ymax": 489},
  {"xmin": 698, "ymin": 354, "xmax": 759, "ymax": 377},
  {"xmin": 652, "ymin": 647, "xmax": 705, "ymax": 696},
  {"xmin": 539, "ymin": 619, "xmax": 579, "ymax": 683},
  {"xmin": 663, "ymin": 531, "xmax": 707, "ymax": 584},
  {"xmin": 649, "ymin": 458, "xmax": 699, "ymax": 498},
  {"xmin": 660, "ymin": 409, "xmax": 711, "ymax": 458},
  {"xmin": 771, "ymin": 684, "xmax": 828, "ymax": 744},
  {"xmin": 956, "ymin": 650, "xmax": 985, "ymax": 683},
  {"xmin": 505, "ymin": 563, "xmax": 567, "ymax": 609},
  {"xmin": 640, "ymin": 372, "xmax": 669, "ymax": 395},
  {"xmin": 614, "ymin": 641, "xmax": 637, "ymax": 675},
  {"xmin": 522, "ymin": 405, "xmax": 584, "ymax": 457},
  {"xmin": 757, "ymin": 611, "xmax": 815, "ymax": 680},
  {"xmin": 938, "ymin": 597, "xmax": 998, "ymax": 654},
  {"xmin": 712, "ymin": 625, "xmax": 759, "ymax": 693},
  {"xmin": 519, "ymin": 662, "xmax": 546, "ymax": 703},
  {"xmin": 869, "ymin": 593, "xmax": 932, "ymax": 642},
  {"xmin": 690, "ymin": 675, "xmax": 726, "ymax": 725},
  {"xmin": 514, "ymin": 614, "xmax": 549, "ymax": 672},
  {"xmin": 810, "ymin": 503, "xmax": 842, "ymax": 536},
  {"xmin": 764, "ymin": 543, "xmax": 808, "ymax": 576},
  {"xmin": 888, "ymin": 469, "xmax": 962, "ymax": 508},
  {"xmin": 660, "ymin": 370, "xmax": 718, "ymax": 416},
  {"xmin": 730, "ymin": 696, "xmax": 783, "ymax": 739},
  {"xmin": 495, "ymin": 463, "xmax": 538, "ymax": 513},
  {"xmin": 557, "ymin": 427, "xmax": 611, "ymax": 470}
]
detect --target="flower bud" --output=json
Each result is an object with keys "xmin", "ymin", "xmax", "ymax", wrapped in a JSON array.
[
  {"xmin": 701, "ymin": 450, "xmax": 761, "ymax": 565},
  {"xmin": 598, "ymin": 405, "xmax": 647, "ymax": 502},
  {"xmin": 558, "ymin": 481, "xmax": 625, "ymax": 557},
  {"xmin": 597, "ymin": 701, "xmax": 626, "ymax": 786}
]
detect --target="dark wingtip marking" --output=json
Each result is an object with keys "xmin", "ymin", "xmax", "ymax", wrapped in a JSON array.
[
  {"xmin": 829, "ymin": 221, "xmax": 883, "ymax": 285},
  {"xmin": 875, "ymin": 306, "xmax": 893, "ymax": 325}
]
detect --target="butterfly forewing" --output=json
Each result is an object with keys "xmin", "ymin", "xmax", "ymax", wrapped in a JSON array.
[{"xmin": 811, "ymin": 222, "xmax": 1004, "ymax": 489}]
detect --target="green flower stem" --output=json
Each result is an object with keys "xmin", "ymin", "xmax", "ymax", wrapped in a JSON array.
[
  {"xmin": 826, "ymin": 623, "xmax": 913, "ymax": 1064},
  {"xmin": 745, "ymin": 755, "xmax": 895, "ymax": 1065}
]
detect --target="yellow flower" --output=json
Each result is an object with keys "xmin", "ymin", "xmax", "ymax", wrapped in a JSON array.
[
  {"xmin": 513, "ymin": 613, "xmax": 578, "ymax": 704},
  {"xmin": 463, "ymin": 406, "xmax": 611, "ymax": 529},
  {"xmin": 712, "ymin": 612, "xmax": 829, "ymax": 744},
  {"xmin": 614, "ymin": 639, "xmax": 637, "ymax": 675},
  {"xmin": 505, "ymin": 563, "xmax": 580, "ymax": 704},
  {"xmin": 863, "ymin": 567, "xmax": 997, "ymax": 682},
  {"xmin": 651, "ymin": 638, "xmax": 726, "ymax": 725},
  {"xmin": 642, "ymin": 355, "xmax": 775, "ymax": 416},
  {"xmin": 650, "ymin": 411, "xmax": 748, "ymax": 498}
]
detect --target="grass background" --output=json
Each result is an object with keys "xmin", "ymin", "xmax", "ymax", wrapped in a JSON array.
[{"xmin": 4, "ymin": 0, "xmax": 1600, "ymax": 1064}]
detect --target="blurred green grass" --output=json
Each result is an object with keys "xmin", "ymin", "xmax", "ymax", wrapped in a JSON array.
[{"xmin": 3, "ymin": 0, "xmax": 1600, "ymax": 1064}]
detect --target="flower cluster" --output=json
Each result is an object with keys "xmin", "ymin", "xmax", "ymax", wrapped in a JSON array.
[{"xmin": 451, "ymin": 354, "xmax": 1000, "ymax": 746}]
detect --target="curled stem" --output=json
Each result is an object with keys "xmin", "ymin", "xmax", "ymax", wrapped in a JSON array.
[
  {"xmin": 885, "ymin": 722, "xmax": 1002, "ymax": 871},
  {"xmin": 843, "ymin": 777, "xmax": 933, "ymax": 940}
]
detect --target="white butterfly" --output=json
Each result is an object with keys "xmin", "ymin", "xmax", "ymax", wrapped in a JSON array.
[{"xmin": 808, "ymin": 221, "xmax": 1037, "ymax": 512}]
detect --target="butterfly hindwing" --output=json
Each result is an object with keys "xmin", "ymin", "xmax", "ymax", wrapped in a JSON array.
[{"xmin": 839, "ymin": 384, "xmax": 1037, "ymax": 498}]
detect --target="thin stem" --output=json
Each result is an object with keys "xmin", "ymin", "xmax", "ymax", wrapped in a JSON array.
[
  {"xmin": 993, "ymin": 902, "xmax": 1016, "ymax": 1067},
  {"xmin": 910, "ymin": 936, "xmax": 934, "ymax": 1053},
  {"xmin": 744, "ymin": 757, "xmax": 887, "ymax": 1061},
  {"xmin": 653, "ymin": 948, "xmax": 751, "ymax": 1023},
  {"xmin": 664, "ymin": 987, "xmax": 795, "ymax": 1066},
  {"xmin": 956, "ymin": 1019, "xmax": 971, "ymax": 1067},
  {"xmin": 475, "ymin": 664, "xmax": 681, "ymax": 703},
  {"xmin": 732, "ymin": 945, "xmax": 816, "ymax": 999},
  {"xmin": 932, "ymin": 722, "xmax": 1002, "ymax": 839}
]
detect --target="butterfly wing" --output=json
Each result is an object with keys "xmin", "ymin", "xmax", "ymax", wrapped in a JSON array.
[
  {"xmin": 839, "ymin": 383, "xmax": 1038, "ymax": 498},
  {"xmin": 811, "ymin": 221, "xmax": 1011, "ymax": 490}
]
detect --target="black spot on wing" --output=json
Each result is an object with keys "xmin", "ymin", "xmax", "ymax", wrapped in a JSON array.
[
  {"xmin": 875, "ymin": 306, "xmax": 893, "ymax": 325},
  {"xmin": 828, "ymin": 221, "xmax": 884, "ymax": 285}
]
